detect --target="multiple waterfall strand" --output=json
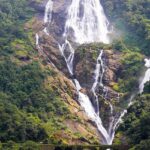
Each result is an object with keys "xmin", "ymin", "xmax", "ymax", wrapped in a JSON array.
[
  {"xmin": 91, "ymin": 50, "xmax": 120, "ymax": 145},
  {"xmin": 40, "ymin": 0, "xmax": 141, "ymax": 146},
  {"xmin": 74, "ymin": 79, "xmax": 110, "ymax": 144},
  {"xmin": 35, "ymin": 0, "xmax": 54, "ymax": 67},
  {"xmin": 59, "ymin": 43, "xmax": 111, "ymax": 144},
  {"xmin": 37, "ymin": 0, "xmax": 150, "ymax": 146},
  {"xmin": 64, "ymin": 0, "xmax": 110, "ymax": 44},
  {"xmin": 139, "ymin": 59, "xmax": 150, "ymax": 93},
  {"xmin": 92, "ymin": 51, "xmax": 102, "ymax": 113},
  {"xmin": 59, "ymin": 0, "xmax": 112, "ymax": 144},
  {"xmin": 91, "ymin": 50, "xmax": 104, "ymax": 115},
  {"xmin": 58, "ymin": 40, "xmax": 75, "ymax": 75},
  {"xmin": 109, "ymin": 58, "xmax": 150, "ymax": 144}
]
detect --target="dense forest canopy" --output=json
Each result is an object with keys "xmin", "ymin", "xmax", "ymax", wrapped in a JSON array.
[
  {"xmin": 0, "ymin": 0, "xmax": 71, "ymax": 148},
  {"xmin": 102, "ymin": 0, "xmax": 150, "ymax": 56}
]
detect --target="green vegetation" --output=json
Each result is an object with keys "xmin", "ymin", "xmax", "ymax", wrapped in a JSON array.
[
  {"xmin": 101, "ymin": 1, "xmax": 150, "ymax": 148},
  {"xmin": 0, "ymin": 0, "xmax": 149, "ymax": 148},
  {"xmin": 0, "ymin": 60, "xmax": 71, "ymax": 144},
  {"xmin": 116, "ymin": 83, "xmax": 150, "ymax": 149},
  {"xmin": 118, "ymin": 51, "xmax": 143, "ymax": 93},
  {"xmin": 143, "ymin": 81, "xmax": 150, "ymax": 93},
  {"xmin": 0, "ymin": 0, "xmax": 76, "ymax": 146},
  {"xmin": 102, "ymin": 0, "xmax": 150, "ymax": 56}
]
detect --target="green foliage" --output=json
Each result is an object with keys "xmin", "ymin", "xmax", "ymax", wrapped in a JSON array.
[
  {"xmin": 118, "ymin": 94, "xmax": 150, "ymax": 148},
  {"xmin": 0, "ymin": 0, "xmax": 76, "ymax": 145},
  {"xmin": 130, "ymin": 139, "xmax": 150, "ymax": 150},
  {"xmin": 0, "ymin": 60, "xmax": 70, "ymax": 143},
  {"xmin": 118, "ymin": 51, "xmax": 143, "ymax": 92},
  {"xmin": 102, "ymin": 0, "xmax": 150, "ymax": 56},
  {"xmin": 143, "ymin": 81, "xmax": 150, "ymax": 94},
  {"xmin": 20, "ymin": 141, "xmax": 40, "ymax": 150},
  {"xmin": 112, "ymin": 40, "xmax": 128, "ymax": 52},
  {"xmin": 1, "ymin": 141, "xmax": 40, "ymax": 150},
  {"xmin": 0, "ymin": 0, "xmax": 34, "ymax": 47},
  {"xmin": 0, "ymin": 0, "xmax": 36, "ymax": 60}
]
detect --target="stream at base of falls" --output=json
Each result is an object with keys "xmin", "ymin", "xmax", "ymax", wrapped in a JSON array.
[{"xmin": 36, "ymin": 0, "xmax": 150, "ymax": 145}]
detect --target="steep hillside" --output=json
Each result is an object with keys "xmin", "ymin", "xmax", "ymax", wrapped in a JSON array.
[
  {"xmin": 101, "ymin": 0, "xmax": 150, "ymax": 56},
  {"xmin": 0, "ymin": 0, "xmax": 149, "ymax": 149},
  {"xmin": 0, "ymin": 0, "xmax": 101, "ymax": 147}
]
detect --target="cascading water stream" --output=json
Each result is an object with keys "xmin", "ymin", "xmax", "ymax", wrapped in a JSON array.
[
  {"xmin": 59, "ymin": 43, "xmax": 111, "ymax": 144},
  {"xmin": 74, "ymin": 79, "xmax": 110, "ymax": 144},
  {"xmin": 58, "ymin": 0, "xmax": 112, "ymax": 144},
  {"xmin": 44, "ymin": 0, "xmax": 53, "ymax": 34},
  {"xmin": 64, "ymin": 0, "xmax": 110, "ymax": 44},
  {"xmin": 91, "ymin": 49, "xmax": 121, "ymax": 145},
  {"xmin": 107, "ymin": 58, "xmax": 150, "ymax": 144},
  {"xmin": 139, "ymin": 58, "xmax": 150, "ymax": 93},
  {"xmin": 91, "ymin": 50, "xmax": 104, "ymax": 115},
  {"xmin": 58, "ymin": 40, "xmax": 75, "ymax": 75},
  {"xmin": 35, "ymin": 0, "xmax": 54, "ymax": 67}
]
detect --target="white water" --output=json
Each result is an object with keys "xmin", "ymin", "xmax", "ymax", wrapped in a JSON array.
[
  {"xmin": 35, "ymin": 0, "xmax": 53, "ymax": 55},
  {"xmin": 44, "ymin": 0, "xmax": 53, "ymax": 34},
  {"xmin": 58, "ymin": 41, "xmax": 112, "ymax": 144},
  {"xmin": 35, "ymin": 0, "xmax": 54, "ymax": 66},
  {"xmin": 35, "ymin": 33, "xmax": 40, "ymax": 48},
  {"xmin": 58, "ymin": 40, "xmax": 75, "ymax": 75},
  {"xmin": 74, "ymin": 79, "xmax": 110, "ymax": 144},
  {"xmin": 36, "ymin": 0, "xmax": 150, "ymax": 146},
  {"xmin": 139, "ymin": 59, "xmax": 150, "ymax": 93},
  {"xmin": 91, "ymin": 50, "xmax": 104, "ymax": 115},
  {"xmin": 64, "ymin": 0, "xmax": 110, "ymax": 44},
  {"xmin": 59, "ymin": 0, "xmax": 112, "ymax": 144},
  {"xmin": 109, "ymin": 103, "xmax": 113, "ymax": 115},
  {"xmin": 58, "ymin": 0, "xmax": 115, "ymax": 145},
  {"xmin": 41, "ymin": 0, "xmax": 131, "ymax": 146}
]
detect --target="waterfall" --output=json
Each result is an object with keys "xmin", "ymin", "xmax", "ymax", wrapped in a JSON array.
[
  {"xmin": 64, "ymin": 0, "xmax": 110, "ymax": 44},
  {"xmin": 44, "ymin": 0, "xmax": 53, "ymax": 34},
  {"xmin": 74, "ymin": 79, "xmax": 110, "ymax": 144},
  {"xmin": 58, "ymin": 40, "xmax": 75, "ymax": 75},
  {"xmin": 38, "ymin": 0, "xmax": 148, "ymax": 146},
  {"xmin": 35, "ymin": 34, "xmax": 40, "ymax": 48},
  {"xmin": 35, "ymin": 0, "xmax": 55, "ymax": 67},
  {"xmin": 139, "ymin": 59, "xmax": 150, "ymax": 93},
  {"xmin": 59, "ymin": 0, "xmax": 112, "ymax": 144},
  {"xmin": 35, "ymin": 33, "xmax": 43, "ymax": 55},
  {"xmin": 41, "ymin": 0, "xmax": 128, "ymax": 146},
  {"xmin": 91, "ymin": 50, "xmax": 104, "ymax": 115}
]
